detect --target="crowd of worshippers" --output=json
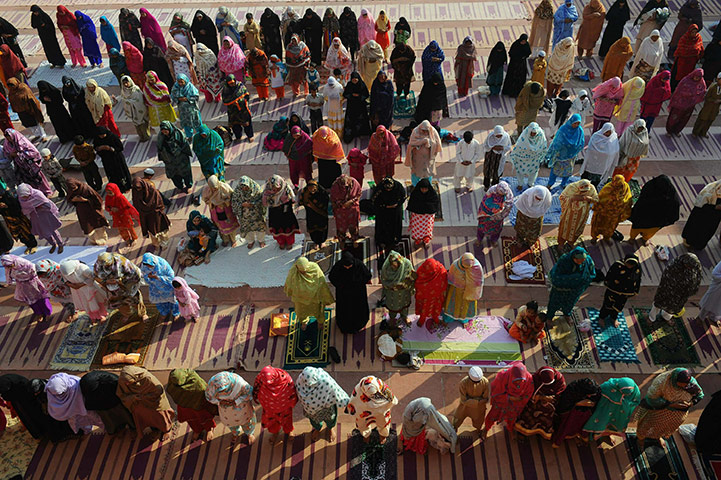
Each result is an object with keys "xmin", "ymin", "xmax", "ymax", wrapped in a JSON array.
[{"xmin": 0, "ymin": 364, "xmax": 718, "ymax": 458}]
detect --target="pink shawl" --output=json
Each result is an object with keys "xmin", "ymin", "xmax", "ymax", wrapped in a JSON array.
[
  {"xmin": 1, "ymin": 254, "xmax": 48, "ymax": 304},
  {"xmin": 669, "ymin": 68, "xmax": 706, "ymax": 109},
  {"xmin": 217, "ymin": 36, "xmax": 246, "ymax": 74},
  {"xmin": 139, "ymin": 8, "xmax": 166, "ymax": 52},
  {"xmin": 367, "ymin": 125, "xmax": 400, "ymax": 164},
  {"xmin": 357, "ymin": 9, "xmax": 375, "ymax": 45},
  {"xmin": 172, "ymin": 276, "xmax": 199, "ymax": 304}
]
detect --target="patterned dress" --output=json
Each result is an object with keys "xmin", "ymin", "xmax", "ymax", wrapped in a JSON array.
[
  {"xmin": 205, "ymin": 372, "xmax": 256, "ymax": 437},
  {"xmin": 253, "ymin": 366, "xmax": 298, "ymax": 434},
  {"xmin": 345, "ymin": 376, "xmax": 398, "ymax": 438},
  {"xmin": 296, "ymin": 367, "xmax": 349, "ymax": 431}
]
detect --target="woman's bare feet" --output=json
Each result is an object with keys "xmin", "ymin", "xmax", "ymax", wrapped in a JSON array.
[
  {"xmin": 310, "ymin": 429, "xmax": 321, "ymax": 441},
  {"xmin": 246, "ymin": 433, "xmax": 256, "ymax": 445},
  {"xmin": 247, "ymin": 242, "xmax": 254, "ymax": 249},
  {"xmin": 327, "ymin": 428, "xmax": 336, "ymax": 443}
]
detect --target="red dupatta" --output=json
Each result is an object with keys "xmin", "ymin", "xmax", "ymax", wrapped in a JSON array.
[
  {"xmin": 674, "ymin": 25, "xmax": 704, "ymax": 59},
  {"xmin": 490, "ymin": 362, "xmax": 534, "ymax": 408},
  {"xmin": 143, "ymin": 71, "xmax": 171, "ymax": 104},
  {"xmin": 56, "ymin": 5, "xmax": 79, "ymax": 35}
]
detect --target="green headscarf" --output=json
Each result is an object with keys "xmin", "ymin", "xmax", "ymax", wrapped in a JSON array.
[
  {"xmin": 166, "ymin": 368, "xmax": 211, "ymax": 411},
  {"xmin": 284, "ymin": 257, "xmax": 328, "ymax": 304},
  {"xmin": 380, "ymin": 251, "xmax": 414, "ymax": 288}
]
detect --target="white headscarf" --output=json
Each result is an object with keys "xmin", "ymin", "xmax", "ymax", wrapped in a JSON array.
[
  {"xmin": 617, "ymin": 118, "xmax": 649, "ymax": 167},
  {"xmin": 694, "ymin": 180, "xmax": 721, "ymax": 208},
  {"xmin": 580, "ymin": 122, "xmax": 619, "ymax": 183},
  {"xmin": 484, "ymin": 125, "xmax": 512, "ymax": 176},
  {"xmin": 631, "ymin": 29, "xmax": 663, "ymax": 76},
  {"xmin": 323, "ymin": 76, "xmax": 344, "ymax": 100},
  {"xmin": 515, "ymin": 185, "xmax": 552, "ymax": 218}
]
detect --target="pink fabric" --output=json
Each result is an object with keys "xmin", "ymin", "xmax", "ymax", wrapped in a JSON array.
[
  {"xmin": 217, "ymin": 36, "xmax": 246, "ymax": 77},
  {"xmin": 139, "ymin": 8, "xmax": 166, "ymax": 51},
  {"xmin": 592, "ymin": 77, "xmax": 624, "ymax": 118},
  {"xmin": 1, "ymin": 254, "xmax": 48, "ymax": 304},
  {"xmin": 173, "ymin": 276, "xmax": 200, "ymax": 318},
  {"xmin": 669, "ymin": 68, "xmax": 706, "ymax": 110},
  {"xmin": 61, "ymin": 30, "xmax": 85, "ymax": 66},
  {"xmin": 357, "ymin": 9, "xmax": 375, "ymax": 46}
]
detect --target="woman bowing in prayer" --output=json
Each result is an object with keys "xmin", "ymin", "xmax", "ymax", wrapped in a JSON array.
[
  {"xmin": 313, "ymin": 126, "xmax": 345, "ymax": 190},
  {"xmin": 613, "ymin": 119, "xmax": 649, "ymax": 181},
  {"xmin": 380, "ymin": 251, "xmax": 416, "ymax": 325},
  {"xmin": 56, "ymin": 6, "xmax": 84, "ymax": 67},
  {"xmin": 413, "ymin": 259, "xmax": 447, "ymax": 328},
  {"xmin": 486, "ymin": 42, "xmax": 507, "ymax": 96},
  {"xmin": 630, "ymin": 30, "xmax": 663, "ymax": 82},
  {"xmin": 36, "ymin": 81, "xmax": 76, "ymax": 144},
  {"xmin": 576, "ymin": 0, "xmax": 605, "ymax": 58},
  {"xmin": 140, "ymin": 253, "xmax": 179, "ymax": 321},
  {"xmin": 407, "ymin": 178, "xmax": 440, "ymax": 247},
  {"xmin": 557, "ymin": 180, "xmax": 598, "ymax": 248},
  {"xmin": 284, "ymin": 257, "xmax": 334, "ymax": 325},
  {"xmin": 4, "ymin": 130, "xmax": 50, "ymax": 194},
  {"xmin": 545, "ymin": 37, "xmax": 575, "ymax": 98},
  {"xmin": 330, "ymin": 175, "xmax": 362, "ymax": 243},
  {"xmin": 231, "ymin": 176, "xmax": 267, "ymax": 249},
  {"xmin": 640, "ymin": 70, "xmax": 672, "ymax": 128},
  {"xmin": 94, "ymin": 127, "xmax": 132, "ymax": 192},
  {"xmin": 74, "ymin": 11, "xmax": 102, "ymax": 67},
  {"xmin": 583, "ymin": 377, "xmax": 640, "ymax": 442},
  {"xmin": 579, "ymin": 123, "xmax": 619, "ymax": 188},
  {"xmin": 667, "ymin": 68, "xmax": 706, "ymax": 135},
  {"xmin": 1, "ymin": 254, "xmax": 51, "ymax": 321},
  {"xmin": 481, "ymin": 362, "xmax": 534, "ymax": 440},
  {"xmin": 329, "ymin": 250, "xmax": 372, "ymax": 334},
  {"xmin": 206, "ymin": 372, "xmax": 256, "ymax": 445},
  {"xmin": 591, "ymin": 77, "xmax": 624, "ymax": 133},
  {"xmin": 598, "ymin": 254, "xmax": 641, "ymax": 327},
  {"xmin": 139, "ymin": 8, "xmax": 165, "ymax": 52},
  {"xmin": 601, "ymin": 37, "xmax": 633, "ymax": 81},
  {"xmin": 253, "ymin": 367, "xmax": 298, "ymax": 445},
  {"xmin": 672, "ymin": 25, "xmax": 704, "ymax": 89},
  {"xmin": 79, "ymin": 371, "xmax": 134, "ymax": 435},
  {"xmin": 299, "ymin": 181, "xmax": 329, "ymax": 247},
  {"xmin": 30, "ymin": 6, "xmax": 65, "ymax": 67},
  {"xmin": 502, "ymin": 35, "xmax": 531, "ymax": 97},
  {"xmin": 59, "ymin": 260, "xmax": 106, "ymax": 322},
  {"xmin": 343, "ymin": 72, "xmax": 371, "ymax": 142},
  {"xmin": 651, "ymin": 253, "xmax": 702, "ymax": 323},
  {"xmin": 45, "ymin": 373, "xmax": 103, "ymax": 435},
  {"xmin": 476, "ymin": 181, "xmax": 513, "ymax": 247},
  {"xmin": 370, "ymin": 71, "xmax": 395, "ymax": 130},
  {"xmin": 683, "ymin": 180, "xmax": 721, "ymax": 250},
  {"xmin": 117, "ymin": 366, "xmax": 175, "ymax": 441},
  {"xmin": 406, "ymin": 120, "xmax": 442, "ymax": 186},
  {"xmin": 372, "ymin": 177, "xmax": 406, "ymax": 249},
  {"xmin": 693, "ymin": 73, "xmax": 721, "ymax": 137},
  {"xmin": 131, "ymin": 177, "xmax": 171, "ymax": 248},
  {"xmin": 94, "ymin": 252, "xmax": 146, "ymax": 322},
  {"xmin": 66, "ymin": 178, "xmax": 108, "ymax": 245},
  {"xmin": 6, "ymin": 79, "xmax": 46, "ymax": 142},
  {"xmin": 628, "ymin": 174, "xmax": 680, "ymax": 244},
  {"xmin": 547, "ymin": 246, "xmax": 596, "ymax": 318},
  {"xmin": 85, "ymin": 79, "xmax": 119, "ymax": 137},
  {"xmin": 512, "ymin": 123, "xmax": 547, "ymax": 190},
  {"xmin": 613, "ymin": 77, "xmax": 645, "ymax": 135},
  {"xmin": 552, "ymin": 378, "xmax": 601, "ymax": 446},
  {"xmin": 529, "ymin": 0, "xmax": 554, "ymax": 54},
  {"xmin": 346, "ymin": 376, "xmax": 398, "ymax": 444},
  {"xmin": 442, "ymin": 253, "xmax": 483, "ymax": 324},
  {"xmin": 263, "ymin": 175, "xmax": 300, "ymax": 249},
  {"xmin": 143, "ymin": 71, "xmax": 177, "ymax": 128},
  {"xmin": 553, "ymin": 0, "xmax": 579, "ymax": 49},
  {"xmin": 202, "ymin": 175, "xmax": 239, "ymax": 247},
  {"xmin": 99, "ymin": 16, "xmax": 120, "ymax": 54},
  {"xmin": 515, "ymin": 367, "xmax": 566, "ymax": 440},
  {"xmin": 514, "ymin": 185, "xmax": 552, "ymax": 246},
  {"xmin": 192, "ymin": 11, "xmax": 219, "ymax": 56},
  {"xmin": 296, "ymin": 367, "xmax": 349, "ymax": 443},
  {"xmin": 590, "ymin": 174, "xmax": 632, "ymax": 242},
  {"xmin": 599, "ymin": 0, "xmax": 631, "ymax": 57},
  {"xmin": 35, "ymin": 259, "xmax": 74, "ymax": 318},
  {"xmin": 104, "ymin": 182, "xmax": 139, "ymax": 248},
  {"xmin": 166, "ymin": 369, "xmax": 217, "ymax": 442},
  {"xmin": 421, "ymin": 40, "xmax": 445, "ymax": 82},
  {"xmin": 546, "ymin": 114, "xmax": 585, "ymax": 190},
  {"xmin": 194, "ymin": 43, "xmax": 224, "ymax": 103},
  {"xmin": 456, "ymin": 37, "xmax": 479, "ymax": 97},
  {"xmin": 399, "ymin": 398, "xmax": 457, "ymax": 455},
  {"xmin": 515, "ymin": 81, "xmax": 546, "ymax": 134}
]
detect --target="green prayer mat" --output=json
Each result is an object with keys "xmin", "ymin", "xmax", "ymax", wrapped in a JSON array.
[
  {"xmin": 629, "ymin": 179, "xmax": 642, "ymax": 205},
  {"xmin": 626, "ymin": 433, "xmax": 690, "ymax": 480},
  {"xmin": 90, "ymin": 306, "xmax": 160, "ymax": 369},
  {"xmin": 283, "ymin": 308, "xmax": 332, "ymax": 370},
  {"xmin": 633, "ymin": 307, "xmax": 700, "ymax": 367}
]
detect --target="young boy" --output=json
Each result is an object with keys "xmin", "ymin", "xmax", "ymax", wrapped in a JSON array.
[
  {"xmin": 453, "ymin": 131, "xmax": 481, "ymax": 192},
  {"xmin": 306, "ymin": 62, "xmax": 320, "ymax": 92},
  {"xmin": 305, "ymin": 84, "xmax": 325, "ymax": 133},
  {"xmin": 269, "ymin": 55, "xmax": 287, "ymax": 100},
  {"xmin": 451, "ymin": 366, "xmax": 489, "ymax": 433},
  {"xmin": 39, "ymin": 148, "xmax": 68, "ymax": 198},
  {"xmin": 72, "ymin": 135, "xmax": 103, "ymax": 191}
]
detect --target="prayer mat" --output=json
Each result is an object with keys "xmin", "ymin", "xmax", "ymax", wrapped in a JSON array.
[
  {"xmin": 501, "ymin": 237, "xmax": 546, "ymax": 285},
  {"xmin": 348, "ymin": 428, "xmax": 398, "ymax": 480},
  {"xmin": 699, "ymin": 452, "xmax": 721, "ymax": 480},
  {"xmin": 49, "ymin": 313, "xmax": 109, "ymax": 371},
  {"xmin": 542, "ymin": 309, "xmax": 598, "ymax": 371},
  {"xmin": 283, "ymin": 308, "xmax": 331, "ymax": 370},
  {"xmin": 337, "ymin": 236, "xmax": 373, "ymax": 274},
  {"xmin": 629, "ymin": 179, "xmax": 642, "ymax": 204},
  {"xmin": 28, "ymin": 61, "xmax": 119, "ymax": 88},
  {"xmin": 633, "ymin": 308, "xmax": 701, "ymax": 366},
  {"xmin": 405, "ymin": 180, "xmax": 444, "ymax": 220},
  {"xmin": 90, "ymin": 306, "xmax": 160, "ymax": 369},
  {"xmin": 401, "ymin": 315, "xmax": 522, "ymax": 365},
  {"xmin": 545, "ymin": 236, "xmax": 587, "ymax": 264},
  {"xmin": 586, "ymin": 308, "xmax": 640, "ymax": 364},
  {"xmin": 376, "ymin": 235, "xmax": 413, "ymax": 274},
  {"xmin": 626, "ymin": 433, "xmax": 690, "ymax": 480},
  {"xmin": 302, "ymin": 240, "xmax": 338, "ymax": 274},
  {"xmin": 394, "ymin": 92, "xmax": 416, "ymax": 119},
  {"xmin": 0, "ymin": 416, "xmax": 39, "ymax": 480}
]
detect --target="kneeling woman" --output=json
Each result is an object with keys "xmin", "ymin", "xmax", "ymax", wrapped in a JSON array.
[
  {"xmin": 180, "ymin": 211, "xmax": 219, "ymax": 266},
  {"xmin": 399, "ymin": 397, "xmax": 457, "ymax": 455}
]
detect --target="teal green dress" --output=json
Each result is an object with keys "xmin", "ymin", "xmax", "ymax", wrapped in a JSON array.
[{"xmin": 582, "ymin": 377, "xmax": 640, "ymax": 440}]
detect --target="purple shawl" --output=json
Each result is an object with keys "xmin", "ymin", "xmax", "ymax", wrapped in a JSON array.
[
  {"xmin": 1, "ymin": 254, "xmax": 48, "ymax": 304},
  {"xmin": 140, "ymin": 8, "xmax": 166, "ymax": 52},
  {"xmin": 45, "ymin": 373, "xmax": 88, "ymax": 421}
]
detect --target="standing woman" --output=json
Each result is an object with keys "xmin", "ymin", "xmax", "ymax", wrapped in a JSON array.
[
  {"xmin": 601, "ymin": 37, "xmax": 633, "ymax": 81},
  {"xmin": 169, "ymin": 13, "xmax": 194, "ymax": 56},
  {"xmin": 579, "ymin": 123, "xmax": 619, "ymax": 187},
  {"xmin": 529, "ymin": 0, "xmax": 554, "ymax": 54},
  {"xmin": 692, "ymin": 73, "xmax": 721, "ymax": 137},
  {"xmin": 545, "ymin": 114, "xmax": 585, "ymax": 190},
  {"xmin": 590, "ymin": 175, "xmax": 632, "ymax": 242},
  {"xmin": 324, "ymin": 37, "xmax": 352, "ymax": 81},
  {"xmin": 122, "ymin": 42, "xmax": 145, "ymax": 88},
  {"xmin": 583, "ymin": 378, "xmax": 640, "ymax": 441},
  {"xmin": 143, "ymin": 39, "xmax": 174, "ymax": 87},
  {"xmin": 283, "ymin": 126, "xmax": 314, "ymax": 189},
  {"xmin": 17, "ymin": 183, "xmax": 63, "ymax": 251},
  {"xmin": 166, "ymin": 369, "xmax": 217, "ymax": 442},
  {"xmin": 140, "ymin": 253, "xmax": 179, "ymax": 321},
  {"xmin": 194, "ymin": 43, "xmax": 224, "ymax": 103},
  {"xmin": 330, "ymin": 175, "xmax": 362, "ymax": 242},
  {"xmin": 394, "ymin": 17, "xmax": 411, "ymax": 45},
  {"xmin": 343, "ymin": 72, "xmax": 371, "ymax": 142},
  {"xmin": 456, "ymin": 37, "xmax": 479, "ymax": 97},
  {"xmin": 205, "ymin": 372, "xmax": 257, "ymax": 445},
  {"xmin": 407, "ymin": 178, "xmax": 439, "ymax": 247},
  {"xmin": 312, "ymin": 126, "xmax": 345, "ymax": 190},
  {"xmin": 557, "ymin": 180, "xmax": 598, "ymax": 248},
  {"xmin": 231, "ymin": 176, "xmax": 267, "ymax": 249},
  {"xmin": 329, "ymin": 251, "xmax": 372, "ymax": 334},
  {"xmin": 575, "ymin": 0, "xmax": 605, "ymax": 58},
  {"xmin": 74, "ymin": 11, "xmax": 102, "ymax": 67},
  {"xmin": 502, "ymin": 35, "xmax": 531, "ymax": 97},
  {"xmin": 486, "ymin": 42, "xmax": 507, "ymax": 96},
  {"xmin": 59, "ymin": 260, "xmax": 106, "ymax": 322},
  {"xmin": 476, "ymin": 181, "xmax": 514, "ymax": 246},
  {"xmin": 286, "ymin": 34, "xmax": 311, "ymax": 96},
  {"xmin": 339, "ymin": 8, "xmax": 359, "ymax": 61},
  {"xmin": 165, "ymin": 40, "xmax": 198, "ymax": 85},
  {"xmin": 514, "ymin": 185, "xmax": 552, "ymax": 246},
  {"xmin": 301, "ymin": 9, "xmax": 324, "ymax": 65},
  {"xmin": 666, "ymin": 68, "xmax": 706, "ymax": 136},
  {"xmin": 669, "ymin": 0, "xmax": 703, "ymax": 56},
  {"xmin": 131, "ymin": 177, "xmax": 171, "ymax": 248},
  {"xmin": 144, "ymin": 71, "xmax": 178, "ymax": 128},
  {"xmin": 85, "ymin": 79, "xmax": 120, "ymax": 137},
  {"xmin": 651, "ymin": 253, "xmax": 702, "ymax": 322},
  {"xmin": 1, "ymin": 254, "xmax": 51, "ymax": 321},
  {"xmin": 202, "ymin": 175, "xmax": 240, "ymax": 247},
  {"xmin": 481, "ymin": 363, "xmax": 534, "ymax": 440},
  {"xmin": 79, "ymin": 371, "xmax": 135, "ymax": 435},
  {"xmin": 613, "ymin": 119, "xmax": 649, "ymax": 180},
  {"xmin": 0, "ymin": 44, "xmax": 25, "ymax": 87},
  {"xmin": 296, "ymin": 367, "xmax": 349, "ymax": 443},
  {"xmin": 30, "ymin": 5, "xmax": 66, "ymax": 67},
  {"xmin": 380, "ymin": 251, "xmax": 416, "ymax": 325},
  {"xmin": 6, "ymin": 79, "xmax": 46, "ymax": 141},
  {"xmin": 442, "ymin": 253, "xmax": 484, "ymax": 324},
  {"xmin": 56, "ymin": 6, "xmax": 85, "ymax": 67},
  {"xmin": 98, "ymin": 16, "xmax": 120, "ymax": 54},
  {"xmin": 157, "ymin": 121, "xmax": 193, "ymax": 193},
  {"xmin": 414, "ymin": 259, "xmax": 448, "ymax": 328},
  {"xmin": 671, "ymin": 26, "xmax": 704, "ymax": 89},
  {"xmin": 94, "ymin": 127, "xmax": 132, "ymax": 192},
  {"xmin": 253, "ymin": 367, "xmax": 299, "ymax": 445},
  {"xmin": 65, "ymin": 178, "xmax": 109, "ymax": 245},
  {"xmin": 216, "ymin": 7, "xmax": 242, "ymax": 47},
  {"xmin": 357, "ymin": 9, "xmax": 375, "ymax": 47},
  {"xmin": 515, "ymin": 367, "xmax": 567, "ymax": 440},
  {"xmin": 591, "ymin": 77, "xmax": 624, "ymax": 132},
  {"xmin": 284, "ymin": 258, "xmax": 334, "ymax": 323},
  {"xmin": 5, "ymin": 130, "xmax": 51, "ymax": 194},
  {"xmin": 702, "ymin": 39, "xmax": 721, "ymax": 85},
  {"xmin": 118, "ymin": 9, "xmax": 142, "ymax": 51},
  {"xmin": 299, "ymin": 181, "xmax": 329, "ymax": 246},
  {"xmin": 683, "ymin": 180, "xmax": 721, "ymax": 250},
  {"xmin": 482, "ymin": 125, "xmax": 512, "ymax": 189},
  {"xmin": 322, "ymin": 8, "xmax": 340, "ymax": 57},
  {"xmin": 406, "ymin": 120, "xmax": 442, "ymax": 186},
  {"xmin": 421, "ymin": 41, "xmax": 445, "ymax": 82},
  {"xmin": 104, "ymin": 182, "xmax": 140, "ymax": 248},
  {"xmin": 545, "ymin": 37, "xmax": 575, "ymax": 98},
  {"xmin": 222, "ymin": 75, "xmax": 253, "ymax": 143},
  {"xmin": 368, "ymin": 125, "xmax": 400, "ymax": 185},
  {"xmin": 262, "ymin": 175, "xmax": 300, "ymax": 249},
  {"xmin": 170, "ymin": 74, "xmax": 201, "ymax": 139},
  {"xmin": 551, "ymin": 378, "xmax": 601, "ymax": 446},
  {"xmin": 192, "ymin": 11, "xmax": 219, "ymax": 56},
  {"xmin": 139, "ymin": 8, "xmax": 166, "ymax": 52},
  {"xmin": 372, "ymin": 176, "xmax": 406, "ymax": 249},
  {"xmin": 640, "ymin": 70, "xmax": 672, "ymax": 128},
  {"xmin": 120, "ymin": 76, "xmax": 150, "ymax": 142},
  {"xmin": 552, "ymin": 0, "xmax": 579, "ymax": 49},
  {"xmin": 627, "ymin": 174, "xmax": 680, "ymax": 244},
  {"xmin": 117, "ymin": 366, "xmax": 175, "ymax": 441},
  {"xmin": 358, "ymin": 40, "xmax": 385, "ymax": 90},
  {"xmin": 0, "ymin": 17, "xmax": 25, "ymax": 68},
  {"xmin": 375, "ymin": 11, "xmax": 391, "ymax": 60},
  {"xmin": 511, "ymin": 122, "xmax": 547, "ymax": 190},
  {"xmin": 260, "ymin": 8, "xmax": 282, "ymax": 59},
  {"xmin": 217, "ymin": 36, "xmax": 246, "ymax": 80},
  {"xmin": 599, "ymin": 0, "xmax": 630, "ymax": 57},
  {"xmin": 36, "ymin": 81, "xmax": 76, "ymax": 143},
  {"xmin": 370, "ymin": 71, "xmax": 394, "ymax": 130},
  {"xmin": 247, "ymin": 48, "xmax": 270, "ymax": 101},
  {"xmin": 546, "ymin": 246, "xmax": 596, "ymax": 317},
  {"xmin": 390, "ymin": 35, "xmax": 416, "ymax": 97},
  {"xmin": 193, "ymin": 125, "xmax": 225, "ymax": 180},
  {"xmin": 630, "ymin": 31, "xmax": 663, "ymax": 82}
]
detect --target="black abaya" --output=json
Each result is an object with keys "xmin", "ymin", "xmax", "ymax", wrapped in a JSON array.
[
  {"xmin": 119, "ymin": 8, "xmax": 143, "ymax": 51},
  {"xmin": 94, "ymin": 127, "xmax": 132, "ymax": 192},
  {"xmin": 80, "ymin": 371, "xmax": 135, "ymax": 435},
  {"xmin": 682, "ymin": 201, "xmax": 721, "ymax": 250},
  {"xmin": 329, "ymin": 250, "xmax": 372, "ymax": 333},
  {"xmin": 702, "ymin": 41, "xmax": 721, "ymax": 85},
  {"xmin": 30, "ymin": 6, "xmax": 66, "ymax": 67},
  {"xmin": 0, "ymin": 17, "xmax": 26, "ymax": 67},
  {"xmin": 599, "ymin": 0, "xmax": 631, "ymax": 57},
  {"xmin": 343, "ymin": 72, "xmax": 371, "ymax": 142},
  {"xmin": 502, "ymin": 35, "xmax": 531, "ymax": 97},
  {"xmin": 0, "ymin": 216, "xmax": 13, "ymax": 252},
  {"xmin": 339, "ymin": 8, "xmax": 359, "ymax": 60},
  {"xmin": 143, "ymin": 40, "xmax": 174, "ymax": 88},
  {"xmin": 371, "ymin": 178, "xmax": 406, "ymax": 247},
  {"xmin": 61, "ymin": 76, "xmax": 97, "ymax": 136},
  {"xmin": 191, "ymin": 10, "xmax": 220, "ymax": 56},
  {"xmin": 260, "ymin": 8, "xmax": 283, "ymax": 59},
  {"xmin": 300, "ymin": 9, "xmax": 324, "ymax": 65},
  {"xmin": 414, "ymin": 72, "xmax": 449, "ymax": 123},
  {"xmin": 695, "ymin": 389, "xmax": 721, "ymax": 455},
  {"xmin": 37, "ymin": 81, "xmax": 77, "ymax": 143}
]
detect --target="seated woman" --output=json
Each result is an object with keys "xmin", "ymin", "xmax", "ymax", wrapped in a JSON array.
[
  {"xmin": 507, "ymin": 300, "xmax": 546, "ymax": 345},
  {"xmin": 263, "ymin": 116, "xmax": 289, "ymax": 151},
  {"xmin": 179, "ymin": 210, "xmax": 219, "ymax": 267},
  {"xmin": 398, "ymin": 397, "xmax": 457, "ymax": 455}
]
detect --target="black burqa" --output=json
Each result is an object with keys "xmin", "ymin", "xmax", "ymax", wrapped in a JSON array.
[
  {"xmin": 683, "ymin": 197, "xmax": 721, "ymax": 250},
  {"xmin": 629, "ymin": 174, "xmax": 680, "ymax": 229},
  {"xmin": 61, "ymin": 76, "xmax": 97, "ymax": 136},
  {"xmin": 414, "ymin": 72, "xmax": 449, "ymax": 123},
  {"xmin": 0, "ymin": 374, "xmax": 74, "ymax": 442},
  {"xmin": 599, "ymin": 0, "xmax": 631, "ymax": 57},
  {"xmin": 696, "ymin": 389, "xmax": 721, "ymax": 455},
  {"xmin": 37, "ymin": 80, "xmax": 77, "ymax": 143},
  {"xmin": 329, "ymin": 250, "xmax": 372, "ymax": 333},
  {"xmin": 79, "ymin": 371, "xmax": 135, "ymax": 435},
  {"xmin": 372, "ymin": 177, "xmax": 407, "ymax": 247},
  {"xmin": 260, "ymin": 8, "xmax": 283, "ymax": 59},
  {"xmin": 406, "ymin": 178, "xmax": 439, "ymax": 215},
  {"xmin": 30, "ymin": 5, "xmax": 66, "ymax": 67},
  {"xmin": 702, "ymin": 40, "xmax": 721, "ymax": 85},
  {"xmin": 370, "ymin": 74, "xmax": 395, "ymax": 129},
  {"xmin": 339, "ymin": 7, "xmax": 359, "ymax": 60},
  {"xmin": 119, "ymin": 8, "xmax": 143, "ymax": 51},
  {"xmin": 143, "ymin": 39, "xmax": 174, "ymax": 87},
  {"xmin": 94, "ymin": 127, "xmax": 132, "ymax": 192},
  {"xmin": 502, "ymin": 34, "xmax": 531, "ymax": 97},
  {"xmin": 191, "ymin": 10, "xmax": 219, "ymax": 56},
  {"xmin": 0, "ymin": 17, "xmax": 26, "ymax": 67},
  {"xmin": 342, "ymin": 72, "xmax": 371, "ymax": 142},
  {"xmin": 300, "ymin": 9, "xmax": 324, "ymax": 65}
]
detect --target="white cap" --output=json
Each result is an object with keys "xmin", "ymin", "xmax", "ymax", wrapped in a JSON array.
[
  {"xmin": 538, "ymin": 51, "xmax": 546, "ymax": 57},
  {"xmin": 40, "ymin": 148, "xmax": 52, "ymax": 157},
  {"xmin": 469, "ymin": 366, "xmax": 484, "ymax": 381},
  {"xmin": 143, "ymin": 168, "xmax": 155, "ymax": 176}
]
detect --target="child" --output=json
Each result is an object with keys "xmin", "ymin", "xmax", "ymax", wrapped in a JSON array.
[
  {"xmin": 269, "ymin": 55, "xmax": 287, "ymax": 100},
  {"xmin": 306, "ymin": 62, "xmax": 320, "ymax": 92},
  {"xmin": 305, "ymin": 84, "xmax": 325, "ymax": 133},
  {"xmin": 332, "ymin": 68, "xmax": 345, "ymax": 87},
  {"xmin": 347, "ymin": 148, "xmax": 368, "ymax": 185},
  {"xmin": 453, "ymin": 131, "xmax": 481, "ymax": 192},
  {"xmin": 72, "ymin": 135, "xmax": 103, "ymax": 191},
  {"xmin": 104, "ymin": 182, "xmax": 140, "ymax": 247},
  {"xmin": 39, "ymin": 148, "xmax": 68, "ymax": 198},
  {"xmin": 507, "ymin": 300, "xmax": 546, "ymax": 345},
  {"xmin": 172, "ymin": 276, "xmax": 200, "ymax": 321},
  {"xmin": 548, "ymin": 90, "xmax": 572, "ymax": 138}
]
